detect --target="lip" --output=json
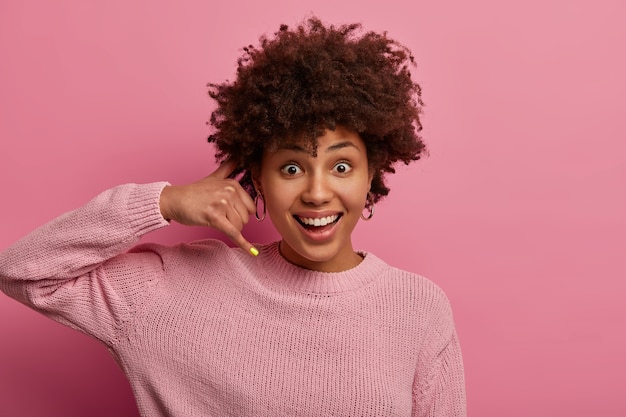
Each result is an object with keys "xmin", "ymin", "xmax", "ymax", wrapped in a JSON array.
[{"xmin": 292, "ymin": 211, "xmax": 343, "ymax": 242}]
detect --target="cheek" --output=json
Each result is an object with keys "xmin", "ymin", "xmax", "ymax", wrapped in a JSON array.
[
  {"xmin": 344, "ymin": 180, "xmax": 371, "ymax": 207},
  {"xmin": 351, "ymin": 195, "xmax": 368, "ymax": 213},
  {"xmin": 263, "ymin": 185, "xmax": 293, "ymax": 216}
]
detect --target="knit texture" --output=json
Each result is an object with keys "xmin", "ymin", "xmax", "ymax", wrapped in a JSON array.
[{"xmin": 0, "ymin": 183, "xmax": 466, "ymax": 417}]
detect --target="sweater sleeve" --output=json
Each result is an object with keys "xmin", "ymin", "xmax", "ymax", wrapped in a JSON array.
[
  {"xmin": 412, "ymin": 288, "xmax": 467, "ymax": 417},
  {"xmin": 0, "ymin": 182, "xmax": 171, "ymax": 346}
]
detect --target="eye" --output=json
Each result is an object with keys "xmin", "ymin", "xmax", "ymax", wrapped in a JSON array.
[
  {"xmin": 281, "ymin": 164, "xmax": 303, "ymax": 176},
  {"xmin": 333, "ymin": 161, "xmax": 352, "ymax": 174}
]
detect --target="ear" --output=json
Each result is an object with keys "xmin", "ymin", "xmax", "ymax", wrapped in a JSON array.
[
  {"xmin": 251, "ymin": 165, "xmax": 262, "ymax": 195},
  {"xmin": 367, "ymin": 168, "xmax": 375, "ymax": 191}
]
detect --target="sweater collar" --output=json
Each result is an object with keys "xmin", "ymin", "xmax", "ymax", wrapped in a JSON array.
[{"xmin": 256, "ymin": 241, "xmax": 388, "ymax": 294}]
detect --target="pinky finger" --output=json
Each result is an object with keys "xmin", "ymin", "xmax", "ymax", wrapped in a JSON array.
[
  {"xmin": 217, "ymin": 220, "xmax": 259, "ymax": 257},
  {"xmin": 232, "ymin": 231, "xmax": 260, "ymax": 257}
]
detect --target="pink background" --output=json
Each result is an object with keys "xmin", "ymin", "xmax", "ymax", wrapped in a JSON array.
[{"xmin": 1, "ymin": 0, "xmax": 625, "ymax": 415}]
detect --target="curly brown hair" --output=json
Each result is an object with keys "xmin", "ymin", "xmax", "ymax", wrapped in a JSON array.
[{"xmin": 207, "ymin": 17, "xmax": 425, "ymax": 203}]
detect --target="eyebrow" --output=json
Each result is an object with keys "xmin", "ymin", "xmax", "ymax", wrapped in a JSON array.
[
  {"xmin": 326, "ymin": 141, "xmax": 359, "ymax": 152},
  {"xmin": 278, "ymin": 141, "xmax": 360, "ymax": 153}
]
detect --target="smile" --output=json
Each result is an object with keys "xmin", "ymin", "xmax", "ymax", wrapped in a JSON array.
[{"xmin": 295, "ymin": 214, "xmax": 341, "ymax": 228}]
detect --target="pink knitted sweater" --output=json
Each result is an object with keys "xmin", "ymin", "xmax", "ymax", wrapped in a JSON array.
[{"xmin": 0, "ymin": 182, "xmax": 466, "ymax": 416}]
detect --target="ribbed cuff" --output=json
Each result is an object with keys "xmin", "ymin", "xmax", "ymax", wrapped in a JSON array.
[{"xmin": 127, "ymin": 182, "xmax": 171, "ymax": 237}]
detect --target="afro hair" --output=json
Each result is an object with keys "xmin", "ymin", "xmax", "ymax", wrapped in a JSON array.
[{"xmin": 207, "ymin": 17, "xmax": 425, "ymax": 203}]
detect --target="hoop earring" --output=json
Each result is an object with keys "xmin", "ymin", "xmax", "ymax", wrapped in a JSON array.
[
  {"xmin": 254, "ymin": 193, "xmax": 266, "ymax": 221},
  {"xmin": 361, "ymin": 193, "xmax": 375, "ymax": 221}
]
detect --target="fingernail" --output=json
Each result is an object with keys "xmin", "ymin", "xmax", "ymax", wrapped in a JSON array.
[{"xmin": 249, "ymin": 247, "xmax": 259, "ymax": 256}]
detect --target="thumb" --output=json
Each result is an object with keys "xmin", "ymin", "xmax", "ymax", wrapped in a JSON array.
[{"xmin": 211, "ymin": 159, "xmax": 238, "ymax": 179}]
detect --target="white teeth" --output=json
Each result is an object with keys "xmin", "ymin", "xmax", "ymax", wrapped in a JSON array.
[{"xmin": 298, "ymin": 215, "xmax": 339, "ymax": 227}]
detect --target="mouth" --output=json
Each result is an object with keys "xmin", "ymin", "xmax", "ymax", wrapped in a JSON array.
[{"xmin": 294, "ymin": 214, "xmax": 342, "ymax": 230}]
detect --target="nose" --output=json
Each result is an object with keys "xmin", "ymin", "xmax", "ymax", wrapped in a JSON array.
[{"xmin": 301, "ymin": 172, "xmax": 333, "ymax": 205}]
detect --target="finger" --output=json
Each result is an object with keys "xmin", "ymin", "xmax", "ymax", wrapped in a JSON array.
[
  {"xmin": 213, "ymin": 217, "xmax": 258, "ymax": 257},
  {"xmin": 231, "ymin": 231, "xmax": 259, "ymax": 257},
  {"xmin": 231, "ymin": 199, "xmax": 251, "ymax": 226},
  {"xmin": 218, "ymin": 184, "xmax": 250, "ymax": 225},
  {"xmin": 225, "ymin": 208, "xmax": 244, "ymax": 231},
  {"xmin": 238, "ymin": 187, "xmax": 257, "ymax": 215},
  {"xmin": 224, "ymin": 181, "xmax": 255, "ymax": 215},
  {"xmin": 211, "ymin": 159, "xmax": 238, "ymax": 179}
]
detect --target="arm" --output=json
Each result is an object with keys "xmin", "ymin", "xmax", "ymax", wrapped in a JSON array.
[
  {"xmin": 0, "ymin": 182, "xmax": 171, "ymax": 345},
  {"xmin": 412, "ymin": 291, "xmax": 467, "ymax": 417},
  {"xmin": 0, "ymin": 161, "xmax": 257, "ymax": 345}
]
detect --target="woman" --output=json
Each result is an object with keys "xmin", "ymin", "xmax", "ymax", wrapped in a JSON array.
[{"xmin": 0, "ymin": 17, "xmax": 466, "ymax": 416}]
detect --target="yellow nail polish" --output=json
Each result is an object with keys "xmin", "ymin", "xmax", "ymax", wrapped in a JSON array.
[{"xmin": 249, "ymin": 247, "xmax": 259, "ymax": 256}]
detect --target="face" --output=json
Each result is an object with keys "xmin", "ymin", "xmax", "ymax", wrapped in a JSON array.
[{"xmin": 256, "ymin": 127, "xmax": 373, "ymax": 272}]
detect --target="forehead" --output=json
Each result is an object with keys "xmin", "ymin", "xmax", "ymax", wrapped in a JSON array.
[{"xmin": 271, "ymin": 128, "xmax": 365, "ymax": 156}]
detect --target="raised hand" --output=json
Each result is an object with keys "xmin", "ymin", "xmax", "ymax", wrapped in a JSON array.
[{"xmin": 159, "ymin": 160, "xmax": 259, "ymax": 256}]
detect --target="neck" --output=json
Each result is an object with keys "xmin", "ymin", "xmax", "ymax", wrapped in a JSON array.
[{"xmin": 278, "ymin": 241, "xmax": 364, "ymax": 273}]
